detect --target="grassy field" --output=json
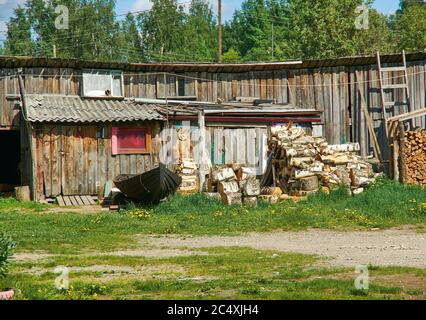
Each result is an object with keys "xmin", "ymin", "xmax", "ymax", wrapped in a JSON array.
[{"xmin": 0, "ymin": 179, "xmax": 425, "ymax": 300}]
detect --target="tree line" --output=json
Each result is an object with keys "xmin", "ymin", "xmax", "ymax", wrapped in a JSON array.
[{"xmin": 1, "ymin": 0, "xmax": 425, "ymax": 62}]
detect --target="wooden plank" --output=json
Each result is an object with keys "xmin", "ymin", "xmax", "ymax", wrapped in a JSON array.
[
  {"xmin": 246, "ymin": 129, "xmax": 256, "ymax": 167},
  {"xmin": 88, "ymin": 196, "xmax": 97, "ymax": 205},
  {"xmin": 63, "ymin": 196, "xmax": 73, "ymax": 206},
  {"xmin": 50, "ymin": 125, "xmax": 61, "ymax": 197},
  {"xmin": 75, "ymin": 126, "xmax": 84, "ymax": 195},
  {"xmin": 70, "ymin": 196, "xmax": 79, "ymax": 206},
  {"xmin": 42, "ymin": 125, "xmax": 52, "ymax": 198},
  {"xmin": 236, "ymin": 129, "xmax": 246, "ymax": 164},
  {"xmin": 56, "ymin": 196, "xmax": 65, "ymax": 207},
  {"xmin": 75, "ymin": 196, "xmax": 85, "ymax": 206},
  {"xmin": 224, "ymin": 129, "xmax": 232, "ymax": 164},
  {"xmin": 81, "ymin": 195, "xmax": 92, "ymax": 206}
]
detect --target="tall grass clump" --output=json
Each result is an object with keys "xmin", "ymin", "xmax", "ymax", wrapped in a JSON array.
[{"xmin": 0, "ymin": 233, "xmax": 15, "ymax": 278}]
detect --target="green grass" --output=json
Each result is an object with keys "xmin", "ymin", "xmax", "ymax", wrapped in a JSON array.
[
  {"xmin": 0, "ymin": 179, "xmax": 425, "ymax": 300},
  {"xmin": 0, "ymin": 179, "xmax": 424, "ymax": 253},
  {"xmin": 1, "ymin": 247, "xmax": 424, "ymax": 300}
]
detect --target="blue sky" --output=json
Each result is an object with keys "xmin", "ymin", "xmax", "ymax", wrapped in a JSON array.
[{"xmin": 0, "ymin": 0, "xmax": 401, "ymax": 39}]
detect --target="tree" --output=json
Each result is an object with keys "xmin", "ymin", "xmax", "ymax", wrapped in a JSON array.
[
  {"xmin": 224, "ymin": 0, "xmax": 279, "ymax": 62},
  {"xmin": 4, "ymin": 6, "xmax": 34, "ymax": 56},
  {"xmin": 138, "ymin": 0, "xmax": 185, "ymax": 61},
  {"xmin": 222, "ymin": 48, "xmax": 242, "ymax": 62},
  {"xmin": 116, "ymin": 14, "xmax": 144, "ymax": 62},
  {"xmin": 181, "ymin": 0, "xmax": 217, "ymax": 61},
  {"xmin": 393, "ymin": 0, "xmax": 426, "ymax": 51}
]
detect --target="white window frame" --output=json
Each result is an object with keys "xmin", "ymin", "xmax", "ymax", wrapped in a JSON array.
[{"xmin": 82, "ymin": 69, "xmax": 124, "ymax": 98}]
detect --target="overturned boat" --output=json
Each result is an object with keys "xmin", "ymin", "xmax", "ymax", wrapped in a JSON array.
[{"xmin": 114, "ymin": 163, "xmax": 182, "ymax": 204}]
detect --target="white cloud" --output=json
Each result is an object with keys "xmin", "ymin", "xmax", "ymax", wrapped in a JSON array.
[
  {"xmin": 130, "ymin": 0, "xmax": 153, "ymax": 13},
  {"xmin": 0, "ymin": 0, "xmax": 27, "ymax": 40}
]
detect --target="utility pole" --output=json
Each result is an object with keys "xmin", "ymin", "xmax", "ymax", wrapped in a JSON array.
[
  {"xmin": 271, "ymin": 23, "xmax": 274, "ymax": 60},
  {"xmin": 218, "ymin": 0, "xmax": 222, "ymax": 63},
  {"xmin": 53, "ymin": 44, "xmax": 57, "ymax": 58}
]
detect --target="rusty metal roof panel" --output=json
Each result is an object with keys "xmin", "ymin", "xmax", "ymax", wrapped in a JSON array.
[{"xmin": 25, "ymin": 94, "xmax": 165, "ymax": 123}]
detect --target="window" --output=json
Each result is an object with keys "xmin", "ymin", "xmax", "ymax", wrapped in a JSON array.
[
  {"xmin": 156, "ymin": 74, "xmax": 196, "ymax": 99},
  {"xmin": 112, "ymin": 127, "xmax": 151, "ymax": 155},
  {"xmin": 82, "ymin": 70, "xmax": 124, "ymax": 98},
  {"xmin": 178, "ymin": 78, "xmax": 186, "ymax": 97}
]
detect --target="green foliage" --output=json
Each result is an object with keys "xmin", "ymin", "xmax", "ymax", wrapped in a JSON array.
[
  {"xmin": 222, "ymin": 48, "xmax": 243, "ymax": 63},
  {"xmin": 2, "ymin": 0, "xmax": 425, "ymax": 62},
  {"xmin": 0, "ymin": 233, "xmax": 15, "ymax": 278},
  {"xmin": 393, "ymin": 2, "xmax": 426, "ymax": 52}
]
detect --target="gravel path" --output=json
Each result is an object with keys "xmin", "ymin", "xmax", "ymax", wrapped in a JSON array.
[{"xmin": 145, "ymin": 227, "xmax": 426, "ymax": 268}]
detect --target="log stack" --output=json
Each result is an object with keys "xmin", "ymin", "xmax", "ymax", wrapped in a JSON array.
[
  {"xmin": 402, "ymin": 129, "xmax": 426, "ymax": 185},
  {"xmin": 205, "ymin": 165, "xmax": 260, "ymax": 205},
  {"xmin": 175, "ymin": 159, "xmax": 199, "ymax": 193},
  {"xmin": 268, "ymin": 124, "xmax": 378, "ymax": 195}
]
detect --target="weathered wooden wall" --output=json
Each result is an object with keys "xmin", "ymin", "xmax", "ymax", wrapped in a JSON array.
[
  {"xmin": 0, "ymin": 61, "xmax": 423, "ymax": 153},
  {"xmin": 162, "ymin": 124, "xmax": 269, "ymax": 174},
  {"xmin": 0, "ymin": 59, "xmax": 425, "ymax": 194},
  {"xmin": 32, "ymin": 121, "xmax": 161, "ymax": 200}
]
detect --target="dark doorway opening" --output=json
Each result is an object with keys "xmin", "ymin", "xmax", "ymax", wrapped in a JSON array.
[{"xmin": 0, "ymin": 131, "xmax": 21, "ymax": 192}]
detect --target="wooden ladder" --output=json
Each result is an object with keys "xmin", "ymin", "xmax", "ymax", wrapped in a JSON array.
[{"xmin": 377, "ymin": 51, "xmax": 412, "ymax": 139}]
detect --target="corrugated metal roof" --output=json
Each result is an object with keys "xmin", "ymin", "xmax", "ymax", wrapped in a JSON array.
[
  {"xmin": 1, "ymin": 51, "xmax": 425, "ymax": 72},
  {"xmin": 25, "ymin": 95, "xmax": 165, "ymax": 123}
]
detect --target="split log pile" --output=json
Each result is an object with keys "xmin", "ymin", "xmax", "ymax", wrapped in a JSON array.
[
  {"xmin": 175, "ymin": 159, "xmax": 199, "ymax": 193},
  {"xmin": 402, "ymin": 129, "xmax": 426, "ymax": 185},
  {"xmin": 205, "ymin": 165, "xmax": 260, "ymax": 205},
  {"xmin": 268, "ymin": 125, "xmax": 379, "ymax": 195}
]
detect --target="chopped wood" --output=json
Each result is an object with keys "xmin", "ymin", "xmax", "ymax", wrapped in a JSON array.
[
  {"xmin": 236, "ymin": 167, "xmax": 257, "ymax": 181},
  {"xmin": 211, "ymin": 167, "xmax": 237, "ymax": 183},
  {"xmin": 15, "ymin": 186, "xmax": 31, "ymax": 202},
  {"xmin": 258, "ymin": 195, "xmax": 279, "ymax": 204},
  {"xmin": 320, "ymin": 154, "xmax": 350, "ymax": 165},
  {"xmin": 323, "ymin": 143, "xmax": 360, "ymax": 154},
  {"xmin": 221, "ymin": 192, "xmax": 242, "ymax": 205},
  {"xmin": 243, "ymin": 196, "xmax": 258, "ymax": 206},
  {"xmin": 206, "ymin": 178, "xmax": 217, "ymax": 193},
  {"xmin": 289, "ymin": 176, "xmax": 319, "ymax": 192},
  {"xmin": 260, "ymin": 187, "xmax": 283, "ymax": 196},
  {"xmin": 204, "ymin": 192, "xmax": 222, "ymax": 201},
  {"xmin": 400, "ymin": 129, "xmax": 426, "ymax": 185},
  {"xmin": 265, "ymin": 124, "xmax": 377, "ymax": 194},
  {"xmin": 240, "ymin": 178, "xmax": 261, "ymax": 196},
  {"xmin": 218, "ymin": 180, "xmax": 240, "ymax": 194}
]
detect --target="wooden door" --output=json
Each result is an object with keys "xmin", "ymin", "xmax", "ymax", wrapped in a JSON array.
[{"xmin": 61, "ymin": 126, "xmax": 98, "ymax": 196}]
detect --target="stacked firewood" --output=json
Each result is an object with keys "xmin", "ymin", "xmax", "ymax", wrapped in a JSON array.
[
  {"xmin": 403, "ymin": 130, "xmax": 426, "ymax": 185},
  {"xmin": 205, "ymin": 165, "xmax": 260, "ymax": 205},
  {"xmin": 175, "ymin": 159, "xmax": 199, "ymax": 193},
  {"xmin": 268, "ymin": 125, "xmax": 377, "ymax": 195}
]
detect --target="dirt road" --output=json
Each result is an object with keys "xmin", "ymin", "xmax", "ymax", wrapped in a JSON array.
[{"xmin": 143, "ymin": 227, "xmax": 426, "ymax": 268}]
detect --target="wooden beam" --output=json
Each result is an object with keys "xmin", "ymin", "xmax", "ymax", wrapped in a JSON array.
[{"xmin": 387, "ymin": 108, "xmax": 426, "ymax": 123}]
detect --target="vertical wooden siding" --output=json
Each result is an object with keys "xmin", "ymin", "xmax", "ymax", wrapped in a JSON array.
[
  {"xmin": 163, "ymin": 124, "xmax": 268, "ymax": 174},
  {"xmin": 1, "ymin": 61, "xmax": 425, "ymax": 159},
  {"xmin": 33, "ymin": 122, "xmax": 161, "ymax": 200}
]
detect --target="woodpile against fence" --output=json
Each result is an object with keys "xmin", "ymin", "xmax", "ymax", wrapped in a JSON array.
[
  {"xmin": 266, "ymin": 124, "xmax": 379, "ymax": 196},
  {"xmin": 401, "ymin": 129, "xmax": 426, "ymax": 185}
]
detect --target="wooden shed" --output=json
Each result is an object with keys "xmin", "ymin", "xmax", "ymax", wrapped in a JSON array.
[
  {"xmin": 20, "ymin": 94, "xmax": 165, "ymax": 202},
  {"xmin": 0, "ymin": 52, "xmax": 424, "ymax": 200}
]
